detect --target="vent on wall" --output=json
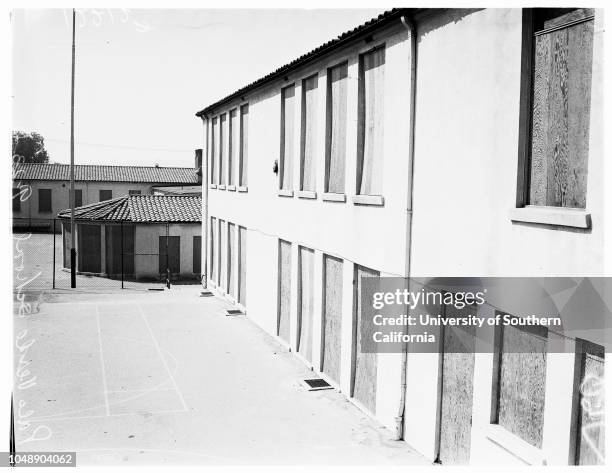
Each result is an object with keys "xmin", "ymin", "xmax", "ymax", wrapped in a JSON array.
[{"xmin": 302, "ymin": 378, "xmax": 333, "ymax": 391}]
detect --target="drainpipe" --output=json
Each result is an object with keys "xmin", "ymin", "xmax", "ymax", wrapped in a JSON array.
[{"xmin": 395, "ymin": 12, "xmax": 418, "ymax": 441}]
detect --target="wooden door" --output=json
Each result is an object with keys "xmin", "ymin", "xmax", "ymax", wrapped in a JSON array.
[
  {"xmin": 277, "ymin": 240, "xmax": 292, "ymax": 343},
  {"xmin": 297, "ymin": 247, "xmax": 314, "ymax": 362},
  {"xmin": 193, "ymin": 235, "xmax": 201, "ymax": 275},
  {"xmin": 352, "ymin": 265, "xmax": 378, "ymax": 414},
  {"xmin": 78, "ymin": 224, "xmax": 101, "ymax": 273},
  {"xmin": 437, "ymin": 305, "xmax": 475, "ymax": 465},
  {"xmin": 105, "ymin": 225, "xmax": 134, "ymax": 276},
  {"xmin": 159, "ymin": 236, "xmax": 180, "ymax": 275},
  {"xmin": 322, "ymin": 255, "xmax": 343, "ymax": 384}
]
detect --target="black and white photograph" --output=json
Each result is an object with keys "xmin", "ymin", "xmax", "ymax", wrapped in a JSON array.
[{"xmin": 4, "ymin": 1, "xmax": 610, "ymax": 470}]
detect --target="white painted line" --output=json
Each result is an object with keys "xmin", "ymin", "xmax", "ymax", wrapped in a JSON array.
[
  {"xmin": 95, "ymin": 305, "xmax": 111, "ymax": 416},
  {"xmin": 137, "ymin": 303, "xmax": 188, "ymax": 412},
  {"xmin": 23, "ymin": 409, "xmax": 189, "ymax": 423},
  {"xmin": 105, "ymin": 388, "xmax": 176, "ymax": 394}
]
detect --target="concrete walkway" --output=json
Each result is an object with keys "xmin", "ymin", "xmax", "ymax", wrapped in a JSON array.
[{"xmin": 13, "ymin": 287, "xmax": 428, "ymax": 465}]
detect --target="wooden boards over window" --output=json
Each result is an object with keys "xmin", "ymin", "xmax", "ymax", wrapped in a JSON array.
[
  {"xmin": 297, "ymin": 247, "xmax": 314, "ymax": 362},
  {"xmin": 437, "ymin": 305, "xmax": 476, "ymax": 465},
  {"xmin": 529, "ymin": 9, "xmax": 594, "ymax": 208},
  {"xmin": 210, "ymin": 217, "xmax": 217, "ymax": 284},
  {"xmin": 220, "ymin": 113, "xmax": 228, "ymax": 186},
  {"xmin": 357, "ymin": 46, "xmax": 385, "ymax": 196},
  {"xmin": 496, "ymin": 322, "xmax": 548, "ymax": 449},
  {"xmin": 300, "ymin": 75, "xmax": 318, "ymax": 192},
  {"xmin": 322, "ymin": 255, "xmax": 343, "ymax": 384},
  {"xmin": 352, "ymin": 265, "xmax": 379, "ymax": 414},
  {"xmin": 239, "ymin": 104, "xmax": 249, "ymax": 187},
  {"xmin": 277, "ymin": 239, "xmax": 292, "ymax": 343},
  {"xmin": 325, "ymin": 62, "xmax": 348, "ymax": 194},
  {"xmin": 219, "ymin": 219, "xmax": 227, "ymax": 291},
  {"xmin": 280, "ymin": 85, "xmax": 295, "ymax": 191},
  {"xmin": 211, "ymin": 117, "xmax": 218, "ymax": 185},
  {"xmin": 228, "ymin": 223, "xmax": 236, "ymax": 298},
  {"xmin": 238, "ymin": 226, "xmax": 247, "ymax": 306},
  {"xmin": 229, "ymin": 109, "xmax": 238, "ymax": 186}
]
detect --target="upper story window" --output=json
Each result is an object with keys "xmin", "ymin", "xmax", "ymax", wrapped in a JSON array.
[
  {"xmin": 219, "ymin": 113, "xmax": 228, "ymax": 186},
  {"xmin": 325, "ymin": 61, "xmax": 348, "ymax": 195},
  {"xmin": 279, "ymin": 84, "xmax": 296, "ymax": 192},
  {"xmin": 229, "ymin": 108, "xmax": 238, "ymax": 187},
  {"xmin": 99, "ymin": 189, "xmax": 112, "ymax": 201},
  {"xmin": 356, "ymin": 45, "xmax": 385, "ymax": 197},
  {"xmin": 300, "ymin": 75, "xmax": 318, "ymax": 193},
  {"xmin": 74, "ymin": 189, "xmax": 83, "ymax": 207},
  {"xmin": 525, "ymin": 8, "xmax": 594, "ymax": 209},
  {"xmin": 12, "ymin": 188, "xmax": 20, "ymax": 212},
  {"xmin": 210, "ymin": 117, "xmax": 218, "ymax": 185},
  {"xmin": 128, "ymin": 190, "xmax": 141, "ymax": 196},
  {"xmin": 38, "ymin": 188, "xmax": 52, "ymax": 212},
  {"xmin": 239, "ymin": 104, "xmax": 249, "ymax": 188}
]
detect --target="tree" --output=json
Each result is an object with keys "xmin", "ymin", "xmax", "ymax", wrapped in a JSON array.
[{"xmin": 12, "ymin": 131, "xmax": 50, "ymax": 164}]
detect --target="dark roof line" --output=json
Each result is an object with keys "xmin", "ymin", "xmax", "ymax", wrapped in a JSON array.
[{"xmin": 195, "ymin": 8, "xmax": 413, "ymax": 117}]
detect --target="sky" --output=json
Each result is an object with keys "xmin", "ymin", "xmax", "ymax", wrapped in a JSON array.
[{"xmin": 11, "ymin": 8, "xmax": 382, "ymax": 168}]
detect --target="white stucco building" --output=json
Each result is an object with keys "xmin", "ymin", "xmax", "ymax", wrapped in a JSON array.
[{"xmin": 196, "ymin": 8, "xmax": 605, "ymax": 466}]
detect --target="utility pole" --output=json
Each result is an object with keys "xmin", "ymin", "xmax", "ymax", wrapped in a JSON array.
[{"xmin": 70, "ymin": 8, "xmax": 76, "ymax": 288}]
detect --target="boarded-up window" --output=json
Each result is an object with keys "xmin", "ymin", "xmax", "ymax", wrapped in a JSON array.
[
  {"xmin": 496, "ymin": 321, "xmax": 547, "ymax": 448},
  {"xmin": 74, "ymin": 189, "xmax": 82, "ymax": 207},
  {"xmin": 575, "ymin": 341, "xmax": 605, "ymax": 465},
  {"xmin": 529, "ymin": 9, "xmax": 594, "ymax": 209},
  {"xmin": 300, "ymin": 75, "xmax": 317, "ymax": 192},
  {"xmin": 325, "ymin": 62, "xmax": 348, "ymax": 194},
  {"xmin": 280, "ymin": 85, "xmax": 295, "ymax": 191},
  {"xmin": 193, "ymin": 235, "xmax": 201, "ymax": 275},
  {"xmin": 210, "ymin": 217, "xmax": 217, "ymax": 283},
  {"xmin": 229, "ymin": 109, "xmax": 238, "ymax": 186},
  {"xmin": 39, "ymin": 188, "xmax": 52, "ymax": 212},
  {"xmin": 357, "ymin": 46, "xmax": 385, "ymax": 196},
  {"xmin": 238, "ymin": 226, "xmax": 247, "ymax": 305},
  {"xmin": 228, "ymin": 223, "xmax": 236, "ymax": 297},
  {"xmin": 99, "ymin": 190, "xmax": 112, "ymax": 201},
  {"xmin": 352, "ymin": 265, "xmax": 379, "ymax": 414},
  {"xmin": 298, "ymin": 247, "xmax": 314, "ymax": 362},
  {"xmin": 12, "ymin": 188, "xmax": 20, "ymax": 212},
  {"xmin": 220, "ymin": 113, "xmax": 228, "ymax": 185},
  {"xmin": 277, "ymin": 239, "xmax": 292, "ymax": 343},
  {"xmin": 211, "ymin": 117, "xmax": 218, "ymax": 184},
  {"xmin": 219, "ymin": 219, "xmax": 226, "ymax": 290},
  {"xmin": 322, "ymin": 255, "xmax": 343, "ymax": 384},
  {"xmin": 240, "ymin": 104, "xmax": 249, "ymax": 187}
]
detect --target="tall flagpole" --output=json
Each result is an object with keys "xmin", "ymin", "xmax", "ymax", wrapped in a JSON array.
[{"xmin": 70, "ymin": 8, "xmax": 76, "ymax": 288}]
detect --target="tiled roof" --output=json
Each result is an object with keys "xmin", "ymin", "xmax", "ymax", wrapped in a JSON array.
[
  {"xmin": 13, "ymin": 163, "xmax": 199, "ymax": 184},
  {"xmin": 57, "ymin": 195, "xmax": 202, "ymax": 223},
  {"xmin": 196, "ymin": 8, "xmax": 417, "ymax": 116}
]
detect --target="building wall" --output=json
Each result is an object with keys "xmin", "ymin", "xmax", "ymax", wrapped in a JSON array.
[
  {"xmin": 203, "ymin": 19, "xmax": 413, "ymax": 435},
  {"xmin": 403, "ymin": 8, "xmax": 605, "ymax": 465},
  {"xmin": 134, "ymin": 223, "xmax": 201, "ymax": 279},
  {"xmin": 13, "ymin": 180, "xmax": 157, "ymax": 230},
  {"xmin": 200, "ymin": 8, "xmax": 605, "ymax": 466}
]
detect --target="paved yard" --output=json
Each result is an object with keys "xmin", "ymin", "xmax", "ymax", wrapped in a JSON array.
[{"xmin": 13, "ymin": 288, "xmax": 427, "ymax": 465}]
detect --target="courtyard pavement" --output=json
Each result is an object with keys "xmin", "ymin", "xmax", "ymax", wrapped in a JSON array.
[{"xmin": 13, "ymin": 287, "xmax": 428, "ymax": 466}]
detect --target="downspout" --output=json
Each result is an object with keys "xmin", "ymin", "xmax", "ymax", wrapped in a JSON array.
[{"xmin": 395, "ymin": 12, "xmax": 418, "ymax": 441}]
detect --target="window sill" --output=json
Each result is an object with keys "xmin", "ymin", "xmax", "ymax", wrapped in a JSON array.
[
  {"xmin": 509, "ymin": 206, "xmax": 591, "ymax": 229},
  {"xmin": 227, "ymin": 185, "xmax": 236, "ymax": 191},
  {"xmin": 238, "ymin": 186, "xmax": 248, "ymax": 193},
  {"xmin": 352, "ymin": 195, "xmax": 384, "ymax": 206},
  {"xmin": 218, "ymin": 184, "xmax": 226, "ymax": 190},
  {"xmin": 210, "ymin": 184, "xmax": 217, "ymax": 189},
  {"xmin": 322, "ymin": 192, "xmax": 346, "ymax": 203},
  {"xmin": 278, "ymin": 189, "xmax": 294, "ymax": 198},
  {"xmin": 485, "ymin": 424, "xmax": 545, "ymax": 465},
  {"xmin": 297, "ymin": 190, "xmax": 316, "ymax": 200}
]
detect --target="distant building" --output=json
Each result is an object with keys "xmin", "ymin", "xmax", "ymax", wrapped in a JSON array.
[
  {"xmin": 57, "ymin": 195, "xmax": 202, "ymax": 281},
  {"xmin": 153, "ymin": 185, "xmax": 202, "ymax": 196},
  {"xmin": 12, "ymin": 153, "xmax": 202, "ymax": 232}
]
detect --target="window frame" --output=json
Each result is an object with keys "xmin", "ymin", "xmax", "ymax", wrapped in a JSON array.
[
  {"xmin": 511, "ymin": 8, "xmax": 595, "ymax": 229},
  {"xmin": 38, "ymin": 188, "xmax": 52, "ymax": 213},
  {"xmin": 99, "ymin": 189, "xmax": 112, "ymax": 201}
]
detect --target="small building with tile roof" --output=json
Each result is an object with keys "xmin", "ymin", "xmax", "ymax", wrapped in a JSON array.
[
  {"xmin": 57, "ymin": 195, "xmax": 202, "ymax": 281},
  {"xmin": 12, "ymin": 151, "xmax": 202, "ymax": 232}
]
